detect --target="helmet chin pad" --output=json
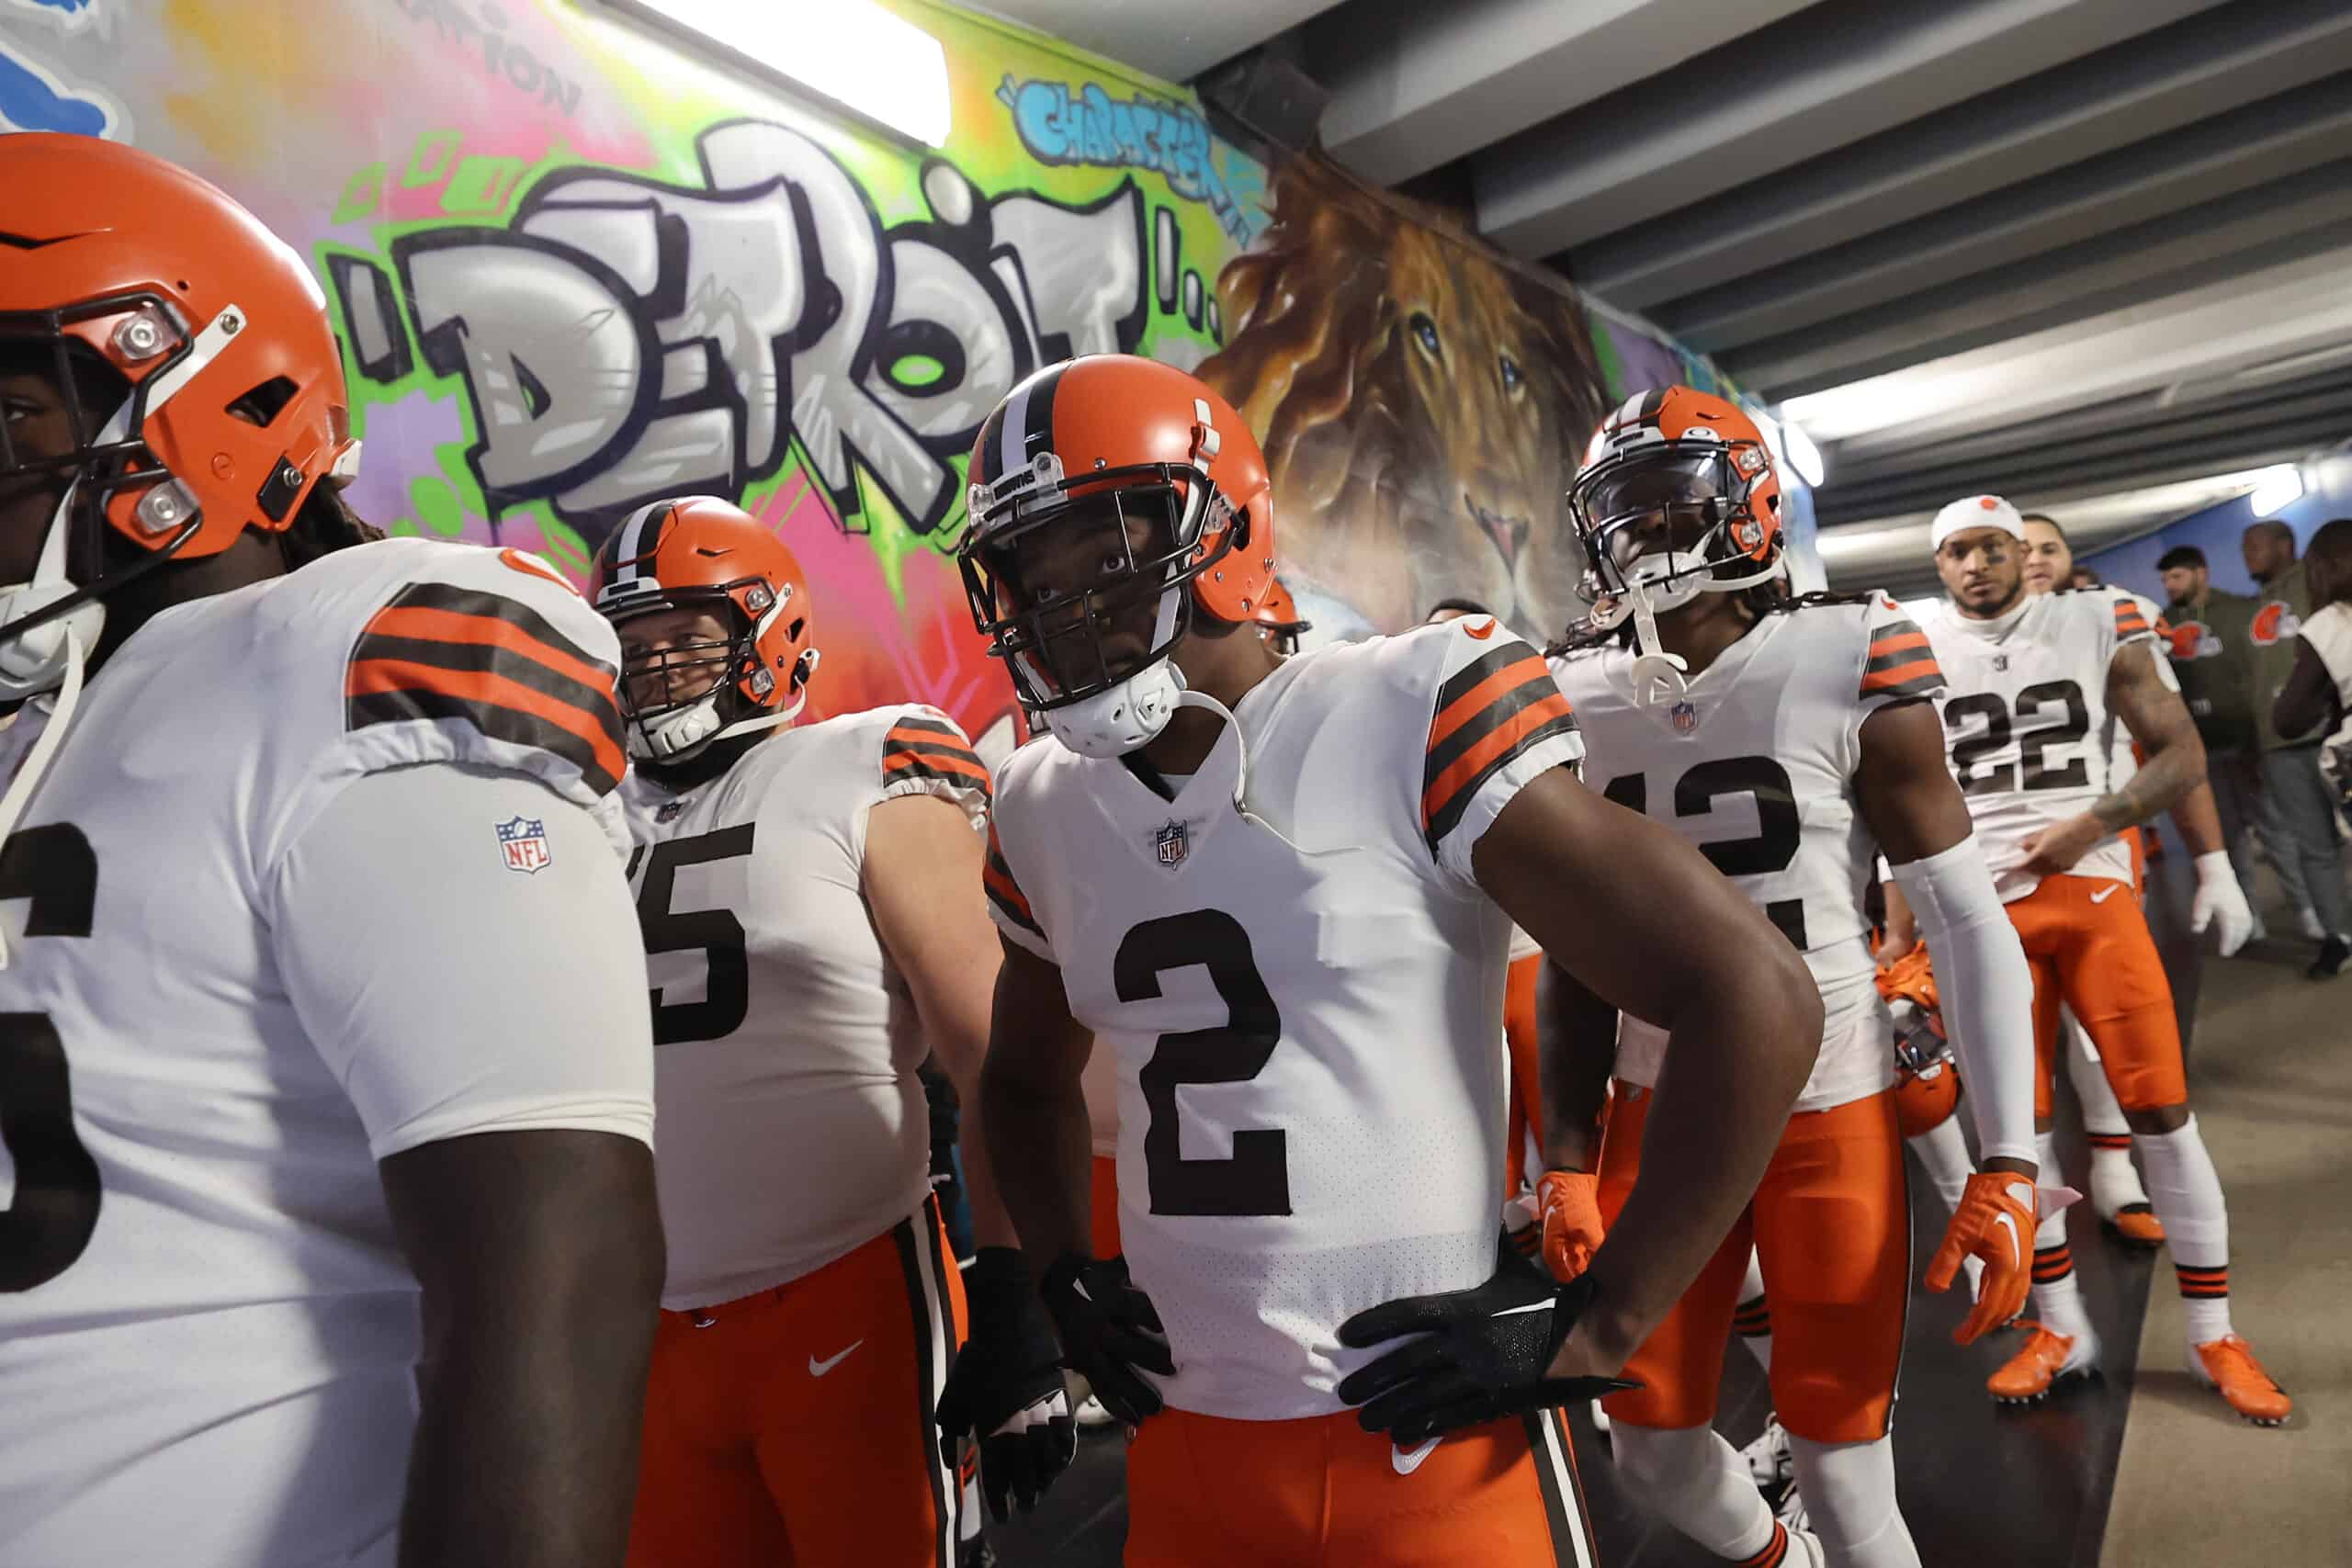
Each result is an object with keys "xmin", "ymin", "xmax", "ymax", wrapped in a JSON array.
[
  {"xmin": 1046, "ymin": 659, "xmax": 1185, "ymax": 759},
  {"xmin": 630, "ymin": 694, "xmax": 725, "ymax": 761}
]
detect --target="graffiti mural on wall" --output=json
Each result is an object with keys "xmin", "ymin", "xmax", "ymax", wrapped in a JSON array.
[
  {"xmin": 1, "ymin": 0, "xmax": 127, "ymax": 137},
  {"xmin": 327, "ymin": 118, "xmax": 1159, "ymax": 555},
  {"xmin": 997, "ymin": 74, "xmax": 1264, "ymax": 246},
  {"xmin": 1198, "ymin": 155, "xmax": 1610, "ymax": 637}
]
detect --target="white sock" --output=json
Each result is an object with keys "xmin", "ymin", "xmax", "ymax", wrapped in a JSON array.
[
  {"xmin": 2029, "ymin": 1131, "xmax": 2092, "ymax": 1343},
  {"xmin": 1905, "ymin": 1113, "xmax": 1974, "ymax": 1216},
  {"xmin": 2137, "ymin": 1116, "xmax": 2234, "ymax": 1346},
  {"xmin": 1734, "ymin": 1247, "xmax": 1773, "ymax": 1372},
  {"xmin": 1612, "ymin": 1424, "xmax": 1778, "ymax": 1562},
  {"xmin": 1787, "ymin": 1433, "xmax": 1920, "ymax": 1568}
]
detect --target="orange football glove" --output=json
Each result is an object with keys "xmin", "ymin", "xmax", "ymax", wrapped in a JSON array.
[
  {"xmin": 1926, "ymin": 1171, "xmax": 2037, "ymax": 1345},
  {"xmin": 1536, "ymin": 1168, "xmax": 1606, "ymax": 1283}
]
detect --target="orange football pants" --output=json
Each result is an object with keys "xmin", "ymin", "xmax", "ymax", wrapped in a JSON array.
[
  {"xmin": 2008, "ymin": 872, "xmax": 2188, "ymax": 1118},
  {"xmin": 627, "ymin": 1200, "xmax": 967, "ymax": 1568},
  {"xmin": 1597, "ymin": 1083, "xmax": 1908, "ymax": 1444},
  {"xmin": 1503, "ymin": 953, "xmax": 1546, "ymax": 1196},
  {"xmin": 1125, "ymin": 1405, "xmax": 1597, "ymax": 1567}
]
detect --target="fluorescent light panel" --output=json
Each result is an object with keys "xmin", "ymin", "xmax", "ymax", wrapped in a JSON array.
[{"xmin": 628, "ymin": 0, "xmax": 952, "ymax": 147}]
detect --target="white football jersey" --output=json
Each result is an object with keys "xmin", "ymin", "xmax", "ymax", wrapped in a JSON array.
[
  {"xmin": 0, "ymin": 691, "xmax": 52, "ymax": 792},
  {"xmin": 1552, "ymin": 596, "xmax": 1937, "ymax": 1111},
  {"xmin": 620, "ymin": 706, "xmax": 989, "ymax": 1310},
  {"xmin": 987, "ymin": 620, "xmax": 1584, "ymax": 1420},
  {"xmin": 0, "ymin": 538, "xmax": 654, "ymax": 1566},
  {"xmin": 1921, "ymin": 589, "xmax": 2154, "ymax": 900}
]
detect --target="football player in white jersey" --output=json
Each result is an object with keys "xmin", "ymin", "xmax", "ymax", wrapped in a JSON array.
[
  {"xmin": 585, "ymin": 497, "xmax": 1070, "ymax": 1562},
  {"xmin": 1535, "ymin": 387, "xmax": 2042, "ymax": 1568},
  {"xmin": 1892, "ymin": 496, "xmax": 2288, "ymax": 1423},
  {"xmin": 2018, "ymin": 511, "xmax": 2253, "ymax": 1248},
  {"xmin": 960, "ymin": 354, "xmax": 1827, "ymax": 1566},
  {"xmin": 0, "ymin": 135, "xmax": 662, "ymax": 1567}
]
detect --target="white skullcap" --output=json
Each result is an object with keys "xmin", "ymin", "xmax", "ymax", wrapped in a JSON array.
[{"xmin": 1931, "ymin": 494, "xmax": 2026, "ymax": 552}]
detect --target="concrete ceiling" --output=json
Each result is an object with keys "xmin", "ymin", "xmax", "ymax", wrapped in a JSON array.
[{"xmin": 988, "ymin": 0, "xmax": 2352, "ymax": 588}]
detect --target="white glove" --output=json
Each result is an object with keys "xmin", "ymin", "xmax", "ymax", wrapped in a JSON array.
[{"xmin": 2191, "ymin": 850, "xmax": 2253, "ymax": 956}]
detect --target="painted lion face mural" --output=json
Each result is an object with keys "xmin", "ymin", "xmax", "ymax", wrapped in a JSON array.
[{"xmin": 1196, "ymin": 156, "xmax": 1609, "ymax": 637}]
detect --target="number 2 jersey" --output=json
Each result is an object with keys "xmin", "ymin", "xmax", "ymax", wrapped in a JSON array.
[
  {"xmin": 0, "ymin": 537, "xmax": 655, "ymax": 1567},
  {"xmin": 617, "ymin": 705, "xmax": 991, "ymax": 1310},
  {"xmin": 1919, "ymin": 589, "xmax": 2155, "ymax": 901},
  {"xmin": 1550, "ymin": 595, "xmax": 1942, "ymax": 1112},
  {"xmin": 986, "ymin": 620, "xmax": 1584, "ymax": 1420}
]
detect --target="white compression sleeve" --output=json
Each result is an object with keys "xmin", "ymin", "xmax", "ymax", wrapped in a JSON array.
[{"xmin": 1890, "ymin": 838, "xmax": 2038, "ymax": 1168}]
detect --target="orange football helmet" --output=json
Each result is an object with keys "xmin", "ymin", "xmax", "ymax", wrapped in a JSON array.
[
  {"xmin": 1255, "ymin": 574, "xmax": 1311, "ymax": 655},
  {"xmin": 0, "ymin": 133, "xmax": 356, "ymax": 689},
  {"xmin": 1567, "ymin": 385, "xmax": 1782, "ymax": 615},
  {"xmin": 1876, "ymin": 940, "xmax": 1962, "ymax": 1134},
  {"xmin": 958, "ymin": 355, "xmax": 1273, "ymax": 754},
  {"xmin": 589, "ymin": 496, "xmax": 818, "ymax": 761}
]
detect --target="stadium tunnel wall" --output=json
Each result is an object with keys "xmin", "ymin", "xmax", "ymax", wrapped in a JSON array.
[{"xmin": 0, "ymin": 0, "xmax": 1799, "ymax": 754}]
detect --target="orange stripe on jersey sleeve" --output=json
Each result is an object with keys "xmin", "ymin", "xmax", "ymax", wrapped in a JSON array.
[
  {"xmin": 883, "ymin": 715, "xmax": 992, "ymax": 799},
  {"xmin": 1860, "ymin": 615, "xmax": 1944, "ymax": 701},
  {"xmin": 982, "ymin": 821, "xmax": 1044, "ymax": 939},
  {"xmin": 1423, "ymin": 643, "xmax": 1577, "ymax": 852},
  {"xmin": 345, "ymin": 581, "xmax": 625, "ymax": 794},
  {"xmin": 2114, "ymin": 598, "xmax": 2152, "ymax": 638}
]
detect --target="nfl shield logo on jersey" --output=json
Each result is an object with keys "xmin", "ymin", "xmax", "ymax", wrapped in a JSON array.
[
  {"xmin": 1670, "ymin": 700, "xmax": 1699, "ymax": 734},
  {"xmin": 496, "ymin": 816, "xmax": 552, "ymax": 874},
  {"xmin": 655, "ymin": 798, "xmax": 689, "ymax": 824},
  {"xmin": 1154, "ymin": 820, "xmax": 1189, "ymax": 867}
]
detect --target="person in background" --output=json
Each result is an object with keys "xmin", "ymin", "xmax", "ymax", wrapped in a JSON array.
[
  {"xmin": 2270, "ymin": 520, "xmax": 2352, "ymax": 903},
  {"xmin": 2158, "ymin": 545, "xmax": 2268, "ymax": 923},
  {"xmin": 2018, "ymin": 514, "xmax": 2252, "ymax": 1241},
  {"xmin": 2243, "ymin": 518, "xmax": 2349, "ymax": 977}
]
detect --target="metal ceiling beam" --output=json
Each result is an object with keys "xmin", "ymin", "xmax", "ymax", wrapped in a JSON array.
[
  {"xmin": 1721, "ymin": 171, "xmax": 2352, "ymax": 398},
  {"xmin": 1567, "ymin": 0, "xmax": 2352, "ymax": 311},
  {"xmin": 1821, "ymin": 367, "xmax": 2352, "ymax": 502},
  {"xmin": 1814, "ymin": 376, "xmax": 2352, "ymax": 524},
  {"xmin": 1660, "ymin": 71, "xmax": 2352, "ymax": 354},
  {"xmin": 1314, "ymin": 0, "xmax": 1811, "ymax": 187},
  {"xmin": 1469, "ymin": 0, "xmax": 2220, "ymax": 258}
]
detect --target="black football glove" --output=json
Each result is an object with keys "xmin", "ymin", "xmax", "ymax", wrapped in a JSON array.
[
  {"xmin": 933, "ymin": 1248, "xmax": 1075, "ymax": 1521},
  {"xmin": 1039, "ymin": 1251, "xmax": 1174, "ymax": 1427},
  {"xmin": 1335, "ymin": 1238, "xmax": 1639, "ymax": 1445}
]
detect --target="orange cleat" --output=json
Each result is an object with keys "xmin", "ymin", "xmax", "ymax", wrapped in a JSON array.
[
  {"xmin": 2105, "ymin": 1202, "xmax": 2165, "ymax": 1248},
  {"xmin": 1987, "ymin": 1322, "xmax": 2098, "ymax": 1404},
  {"xmin": 2191, "ymin": 1336, "xmax": 2290, "ymax": 1426}
]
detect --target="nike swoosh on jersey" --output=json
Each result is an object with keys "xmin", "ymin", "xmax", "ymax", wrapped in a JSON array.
[
  {"xmin": 1466, "ymin": 618, "xmax": 1498, "ymax": 640},
  {"xmin": 809, "ymin": 1339, "xmax": 865, "ymax": 1377},
  {"xmin": 2090, "ymin": 885, "xmax": 2120, "ymax": 903},
  {"xmin": 1392, "ymin": 1436, "xmax": 1442, "ymax": 1475}
]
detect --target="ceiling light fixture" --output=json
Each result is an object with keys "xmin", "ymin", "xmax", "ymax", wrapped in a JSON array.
[
  {"xmin": 605, "ymin": 0, "xmax": 952, "ymax": 148},
  {"xmin": 2246, "ymin": 464, "xmax": 2304, "ymax": 517},
  {"xmin": 1781, "ymin": 420, "xmax": 1826, "ymax": 489}
]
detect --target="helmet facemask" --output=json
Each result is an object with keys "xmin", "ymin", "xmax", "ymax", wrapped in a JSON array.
[
  {"xmin": 1568, "ymin": 439, "xmax": 1781, "ymax": 702},
  {"xmin": 961, "ymin": 468, "xmax": 1237, "ymax": 757},
  {"xmin": 613, "ymin": 581, "xmax": 810, "ymax": 763}
]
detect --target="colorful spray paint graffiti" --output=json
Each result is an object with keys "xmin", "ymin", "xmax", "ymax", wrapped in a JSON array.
[{"xmin": 19, "ymin": 0, "xmax": 1772, "ymax": 734}]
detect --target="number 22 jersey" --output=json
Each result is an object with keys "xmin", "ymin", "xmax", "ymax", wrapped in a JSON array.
[
  {"xmin": 1918, "ymin": 590, "xmax": 2154, "ymax": 901},
  {"xmin": 986, "ymin": 621, "xmax": 1583, "ymax": 1420},
  {"xmin": 1549, "ymin": 594, "xmax": 1942, "ymax": 1112}
]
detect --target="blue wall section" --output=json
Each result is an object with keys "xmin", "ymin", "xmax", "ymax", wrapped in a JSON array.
[{"xmin": 2079, "ymin": 456, "xmax": 2352, "ymax": 603}]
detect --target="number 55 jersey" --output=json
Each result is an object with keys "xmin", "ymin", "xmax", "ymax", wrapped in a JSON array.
[{"xmin": 985, "ymin": 620, "xmax": 1582, "ymax": 1420}]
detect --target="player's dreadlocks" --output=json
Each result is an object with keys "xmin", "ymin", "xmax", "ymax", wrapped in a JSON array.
[
  {"xmin": 278, "ymin": 479, "xmax": 384, "ymax": 570},
  {"xmin": 1544, "ymin": 582, "xmax": 1877, "ymax": 660}
]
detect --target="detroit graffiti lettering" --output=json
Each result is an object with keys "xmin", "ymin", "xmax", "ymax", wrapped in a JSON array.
[{"xmin": 343, "ymin": 120, "xmax": 1150, "ymax": 546}]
